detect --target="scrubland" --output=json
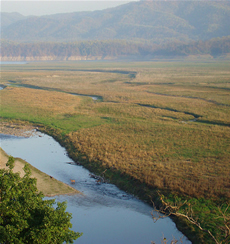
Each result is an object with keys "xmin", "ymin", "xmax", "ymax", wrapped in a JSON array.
[{"xmin": 0, "ymin": 61, "xmax": 229, "ymax": 243}]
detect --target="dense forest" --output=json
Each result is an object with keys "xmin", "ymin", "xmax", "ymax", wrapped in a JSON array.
[{"xmin": 1, "ymin": 36, "xmax": 230, "ymax": 60}]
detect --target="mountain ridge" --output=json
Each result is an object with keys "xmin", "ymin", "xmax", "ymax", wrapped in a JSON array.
[{"xmin": 1, "ymin": 0, "xmax": 230, "ymax": 43}]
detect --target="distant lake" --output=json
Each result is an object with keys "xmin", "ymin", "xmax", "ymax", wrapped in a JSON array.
[{"xmin": 0, "ymin": 61, "xmax": 28, "ymax": 65}]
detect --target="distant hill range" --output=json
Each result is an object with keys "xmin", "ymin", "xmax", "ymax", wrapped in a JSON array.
[{"xmin": 1, "ymin": 0, "xmax": 230, "ymax": 60}]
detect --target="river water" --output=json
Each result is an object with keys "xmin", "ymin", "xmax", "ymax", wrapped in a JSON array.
[
  {"xmin": 0, "ymin": 61, "xmax": 28, "ymax": 65},
  {"xmin": 0, "ymin": 132, "xmax": 191, "ymax": 244}
]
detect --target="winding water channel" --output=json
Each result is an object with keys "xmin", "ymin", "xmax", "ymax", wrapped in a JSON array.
[{"xmin": 0, "ymin": 132, "xmax": 191, "ymax": 244}]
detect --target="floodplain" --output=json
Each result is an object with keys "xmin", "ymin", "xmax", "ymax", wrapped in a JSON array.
[{"xmin": 0, "ymin": 61, "xmax": 229, "ymax": 243}]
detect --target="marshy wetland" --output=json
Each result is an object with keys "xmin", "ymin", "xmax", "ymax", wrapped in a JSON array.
[{"xmin": 0, "ymin": 61, "xmax": 230, "ymax": 243}]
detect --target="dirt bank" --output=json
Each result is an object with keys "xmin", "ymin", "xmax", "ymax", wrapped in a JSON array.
[
  {"xmin": 0, "ymin": 120, "xmax": 80, "ymax": 196},
  {"xmin": 0, "ymin": 148, "xmax": 80, "ymax": 197}
]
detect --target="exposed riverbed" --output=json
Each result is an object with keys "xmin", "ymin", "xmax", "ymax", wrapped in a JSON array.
[{"xmin": 0, "ymin": 132, "xmax": 191, "ymax": 244}]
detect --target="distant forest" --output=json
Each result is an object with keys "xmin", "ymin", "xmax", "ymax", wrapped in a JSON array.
[{"xmin": 1, "ymin": 36, "xmax": 230, "ymax": 60}]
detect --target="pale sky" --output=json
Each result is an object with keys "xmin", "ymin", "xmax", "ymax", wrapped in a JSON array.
[{"xmin": 1, "ymin": 0, "xmax": 138, "ymax": 16}]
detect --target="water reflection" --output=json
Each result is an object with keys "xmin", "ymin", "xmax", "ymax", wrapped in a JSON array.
[{"xmin": 0, "ymin": 133, "xmax": 191, "ymax": 244}]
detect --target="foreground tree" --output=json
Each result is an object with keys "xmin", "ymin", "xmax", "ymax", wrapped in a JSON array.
[{"xmin": 0, "ymin": 156, "xmax": 82, "ymax": 244}]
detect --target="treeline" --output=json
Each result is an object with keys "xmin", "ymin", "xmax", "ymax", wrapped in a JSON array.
[
  {"xmin": 1, "ymin": 37, "xmax": 230, "ymax": 59},
  {"xmin": 154, "ymin": 36, "xmax": 230, "ymax": 57},
  {"xmin": 0, "ymin": 40, "xmax": 148, "ymax": 58}
]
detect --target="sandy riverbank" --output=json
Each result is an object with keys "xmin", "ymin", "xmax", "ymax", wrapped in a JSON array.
[
  {"xmin": 0, "ymin": 148, "xmax": 80, "ymax": 196},
  {"xmin": 0, "ymin": 121, "xmax": 80, "ymax": 196}
]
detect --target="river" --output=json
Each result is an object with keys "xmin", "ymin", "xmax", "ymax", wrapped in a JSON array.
[
  {"xmin": 0, "ymin": 132, "xmax": 191, "ymax": 244},
  {"xmin": 0, "ymin": 61, "xmax": 28, "ymax": 65}
]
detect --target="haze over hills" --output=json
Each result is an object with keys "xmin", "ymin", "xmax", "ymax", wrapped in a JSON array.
[
  {"xmin": 1, "ymin": 12, "xmax": 26, "ymax": 30},
  {"xmin": 1, "ymin": 0, "xmax": 230, "ymax": 60},
  {"xmin": 2, "ymin": 0, "xmax": 230, "ymax": 43}
]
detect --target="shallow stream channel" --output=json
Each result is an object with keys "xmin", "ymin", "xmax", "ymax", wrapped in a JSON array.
[{"xmin": 0, "ymin": 132, "xmax": 191, "ymax": 244}]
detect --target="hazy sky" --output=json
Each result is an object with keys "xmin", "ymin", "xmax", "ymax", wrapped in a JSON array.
[{"xmin": 1, "ymin": 0, "xmax": 138, "ymax": 16}]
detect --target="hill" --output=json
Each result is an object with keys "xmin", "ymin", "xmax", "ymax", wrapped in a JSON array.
[
  {"xmin": 1, "ymin": 0, "xmax": 230, "ymax": 43},
  {"xmin": 1, "ymin": 12, "xmax": 26, "ymax": 31}
]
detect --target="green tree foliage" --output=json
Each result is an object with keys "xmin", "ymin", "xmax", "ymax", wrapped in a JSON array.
[{"xmin": 0, "ymin": 156, "xmax": 82, "ymax": 244}]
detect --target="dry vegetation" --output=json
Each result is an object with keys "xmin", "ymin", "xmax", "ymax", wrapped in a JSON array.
[
  {"xmin": 69, "ymin": 122, "xmax": 229, "ymax": 198},
  {"xmin": 1, "ymin": 61, "xmax": 229, "ymax": 200}
]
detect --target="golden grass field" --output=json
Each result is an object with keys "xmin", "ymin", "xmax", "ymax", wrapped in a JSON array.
[
  {"xmin": 1, "ymin": 61, "xmax": 229, "ymax": 199},
  {"xmin": 1, "ymin": 61, "xmax": 229, "ymax": 243}
]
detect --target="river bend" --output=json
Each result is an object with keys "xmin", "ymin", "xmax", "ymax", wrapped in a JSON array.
[{"xmin": 0, "ymin": 132, "xmax": 191, "ymax": 244}]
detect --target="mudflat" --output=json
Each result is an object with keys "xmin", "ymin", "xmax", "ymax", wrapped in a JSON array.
[{"xmin": 0, "ymin": 120, "xmax": 38, "ymax": 137}]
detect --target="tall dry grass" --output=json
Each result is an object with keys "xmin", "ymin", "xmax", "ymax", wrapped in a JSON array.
[{"xmin": 1, "ymin": 61, "xmax": 229, "ymax": 199}]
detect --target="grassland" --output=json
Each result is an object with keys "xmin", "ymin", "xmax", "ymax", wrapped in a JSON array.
[{"xmin": 0, "ymin": 61, "xmax": 229, "ymax": 243}]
